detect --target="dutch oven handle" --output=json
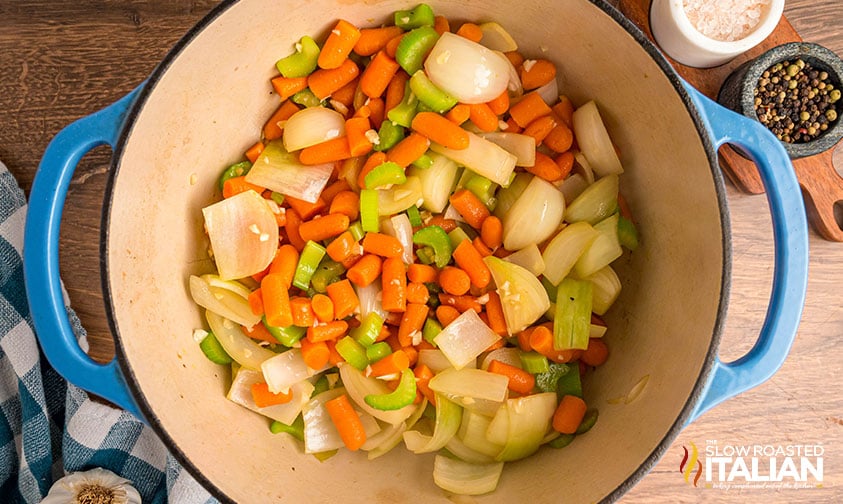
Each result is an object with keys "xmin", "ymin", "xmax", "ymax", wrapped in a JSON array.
[
  {"xmin": 683, "ymin": 83, "xmax": 809, "ymax": 423},
  {"xmin": 24, "ymin": 87, "xmax": 146, "ymax": 421}
]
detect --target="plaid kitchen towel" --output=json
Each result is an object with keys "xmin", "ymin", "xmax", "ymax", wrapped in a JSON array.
[{"xmin": 0, "ymin": 160, "xmax": 217, "ymax": 503}]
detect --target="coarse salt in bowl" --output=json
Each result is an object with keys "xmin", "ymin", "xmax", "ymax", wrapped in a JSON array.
[{"xmin": 650, "ymin": 0, "xmax": 785, "ymax": 68}]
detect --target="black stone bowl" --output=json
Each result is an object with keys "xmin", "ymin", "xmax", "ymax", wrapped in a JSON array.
[{"xmin": 718, "ymin": 42, "xmax": 843, "ymax": 159}]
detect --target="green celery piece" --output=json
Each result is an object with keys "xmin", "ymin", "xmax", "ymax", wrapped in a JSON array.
[
  {"xmin": 412, "ymin": 225, "xmax": 452, "ymax": 268},
  {"xmin": 270, "ymin": 191, "xmax": 285, "ymax": 206},
  {"xmin": 291, "ymin": 88, "xmax": 323, "ymax": 108},
  {"xmin": 617, "ymin": 215, "xmax": 639, "ymax": 251},
  {"xmin": 409, "ymin": 70, "xmax": 456, "ymax": 113},
  {"xmin": 310, "ymin": 259, "xmax": 346, "ymax": 293},
  {"xmin": 394, "ymin": 3, "xmax": 435, "ymax": 29},
  {"xmin": 386, "ymin": 82, "xmax": 419, "ymax": 127},
  {"xmin": 415, "ymin": 246, "xmax": 435, "ymax": 265},
  {"xmin": 364, "ymin": 161, "xmax": 408, "ymax": 189},
  {"xmin": 270, "ymin": 414, "xmax": 305, "ymax": 441},
  {"xmin": 312, "ymin": 375, "xmax": 330, "ymax": 396},
  {"xmin": 276, "ymin": 36, "xmax": 320, "ymax": 78},
  {"xmin": 293, "ymin": 241, "xmax": 327, "ymax": 290},
  {"xmin": 553, "ymin": 278, "xmax": 593, "ymax": 351},
  {"xmin": 447, "ymin": 227, "xmax": 471, "ymax": 250},
  {"xmin": 396, "ymin": 27, "xmax": 439, "ymax": 75},
  {"xmin": 373, "ymin": 120, "xmax": 406, "ymax": 152},
  {"xmin": 263, "ymin": 318, "xmax": 306, "ymax": 347},
  {"xmin": 359, "ymin": 189, "xmax": 380, "ymax": 232},
  {"xmin": 411, "ymin": 154, "xmax": 433, "ymax": 170},
  {"xmin": 406, "ymin": 205, "xmax": 423, "ymax": 227},
  {"xmin": 199, "ymin": 332, "xmax": 232, "ymax": 365},
  {"xmin": 519, "ymin": 351, "xmax": 549, "ymax": 374},
  {"xmin": 548, "ymin": 433, "xmax": 575, "ymax": 449},
  {"xmin": 575, "ymin": 409, "xmax": 598, "ymax": 434},
  {"xmin": 535, "ymin": 362, "xmax": 572, "ymax": 394},
  {"xmin": 463, "ymin": 174, "xmax": 498, "ymax": 210},
  {"xmin": 218, "ymin": 161, "xmax": 251, "ymax": 192},
  {"xmin": 347, "ymin": 220, "xmax": 365, "ymax": 241},
  {"xmin": 364, "ymin": 368, "xmax": 417, "ymax": 410},
  {"xmin": 541, "ymin": 276, "xmax": 558, "ymax": 302},
  {"xmin": 422, "ymin": 317, "xmax": 442, "ymax": 345},
  {"xmin": 556, "ymin": 365, "xmax": 582, "ymax": 398},
  {"xmin": 366, "ymin": 341, "xmax": 393, "ymax": 363},
  {"xmin": 313, "ymin": 450, "xmax": 338, "ymax": 462},
  {"xmin": 350, "ymin": 311, "xmax": 385, "ymax": 347},
  {"xmin": 335, "ymin": 336, "xmax": 369, "ymax": 370}
]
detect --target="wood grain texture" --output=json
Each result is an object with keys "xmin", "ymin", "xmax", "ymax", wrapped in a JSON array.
[{"xmin": 2, "ymin": 1, "xmax": 842, "ymax": 502}]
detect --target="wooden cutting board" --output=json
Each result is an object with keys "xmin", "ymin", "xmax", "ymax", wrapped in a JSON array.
[{"xmin": 619, "ymin": 0, "xmax": 843, "ymax": 241}]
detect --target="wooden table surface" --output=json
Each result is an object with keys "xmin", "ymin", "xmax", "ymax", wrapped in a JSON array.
[{"xmin": 2, "ymin": 1, "xmax": 841, "ymax": 502}]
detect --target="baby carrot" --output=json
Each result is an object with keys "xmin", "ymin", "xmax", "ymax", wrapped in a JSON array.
[
  {"xmin": 261, "ymin": 273, "xmax": 293, "ymax": 328},
  {"xmin": 555, "ymin": 151, "xmax": 575, "ymax": 180},
  {"xmin": 360, "ymin": 50, "xmax": 401, "ymax": 99},
  {"xmin": 326, "ymin": 230, "xmax": 360, "ymax": 262},
  {"xmin": 520, "ymin": 59, "xmax": 557, "ymax": 90},
  {"xmin": 449, "ymin": 189, "xmax": 490, "ymax": 230},
  {"xmin": 437, "ymin": 293, "xmax": 482, "ymax": 313},
  {"xmin": 311, "ymin": 293, "xmax": 335, "ymax": 323},
  {"xmin": 271, "ymin": 75, "xmax": 308, "ymax": 101},
  {"xmin": 346, "ymin": 253, "xmax": 382, "ymax": 287},
  {"xmin": 508, "ymin": 91, "xmax": 552, "ymax": 128},
  {"xmin": 435, "ymin": 305, "xmax": 461, "ymax": 327},
  {"xmin": 552, "ymin": 395, "xmax": 588, "ymax": 434},
  {"xmin": 397, "ymin": 303, "xmax": 429, "ymax": 347},
  {"xmin": 298, "ymin": 213, "xmax": 350, "ymax": 243},
  {"xmin": 503, "ymin": 116, "xmax": 522, "ymax": 133},
  {"xmin": 455, "ymin": 22, "xmax": 483, "ymax": 43},
  {"xmin": 307, "ymin": 320, "xmax": 349, "ymax": 342},
  {"xmin": 329, "ymin": 190, "xmax": 360, "ymax": 220},
  {"xmin": 363, "ymin": 96, "xmax": 385, "ymax": 129},
  {"xmin": 299, "ymin": 136, "xmax": 352, "ymax": 165},
  {"xmin": 480, "ymin": 215, "xmax": 503, "ymax": 250},
  {"xmin": 523, "ymin": 115, "xmax": 557, "ymax": 145},
  {"xmin": 245, "ymin": 141, "xmax": 265, "ymax": 163},
  {"xmin": 345, "ymin": 116, "xmax": 374, "ymax": 157},
  {"xmin": 452, "ymin": 240, "xmax": 491, "ymax": 289},
  {"xmin": 251, "ymin": 382, "xmax": 293, "ymax": 408},
  {"xmin": 354, "ymin": 25, "xmax": 405, "ymax": 56},
  {"xmin": 581, "ymin": 338, "xmax": 609, "ymax": 367},
  {"xmin": 487, "ymin": 359, "xmax": 535, "ymax": 395},
  {"xmin": 487, "ymin": 90, "xmax": 510, "ymax": 116},
  {"xmin": 414, "ymin": 363, "xmax": 437, "ymax": 405},
  {"xmin": 468, "ymin": 103, "xmax": 499, "ymax": 132},
  {"xmin": 504, "ymin": 50, "xmax": 524, "ymax": 67},
  {"xmin": 325, "ymin": 394, "xmax": 366, "ymax": 451},
  {"xmin": 526, "ymin": 151, "xmax": 566, "ymax": 182},
  {"xmin": 384, "ymin": 32, "xmax": 405, "ymax": 59},
  {"xmin": 438, "ymin": 266, "xmax": 471, "ymax": 296},
  {"xmin": 529, "ymin": 324, "xmax": 583, "ymax": 363},
  {"xmin": 331, "ymin": 77, "xmax": 359, "ymax": 109},
  {"xmin": 242, "ymin": 322, "xmax": 277, "ymax": 344},
  {"xmin": 424, "ymin": 216, "xmax": 457, "ymax": 233},
  {"xmin": 290, "ymin": 297, "xmax": 315, "ymax": 328},
  {"xmin": 484, "ymin": 291, "xmax": 508, "ymax": 336},
  {"xmin": 552, "ymin": 95, "xmax": 575, "ymax": 128},
  {"xmin": 411, "ymin": 112, "xmax": 470, "ymax": 150},
  {"xmin": 222, "ymin": 176, "xmax": 265, "ymax": 199},
  {"xmin": 308, "ymin": 58, "xmax": 360, "ymax": 99},
  {"xmin": 407, "ymin": 263, "xmax": 437, "ymax": 284},
  {"xmin": 544, "ymin": 122, "xmax": 574, "ymax": 153},
  {"xmin": 326, "ymin": 339, "xmax": 345, "ymax": 366},
  {"xmin": 265, "ymin": 102, "xmax": 301, "ymax": 140},
  {"xmin": 326, "ymin": 279, "xmax": 359, "ymax": 319},
  {"xmin": 301, "ymin": 338, "xmax": 331, "ymax": 371},
  {"xmin": 269, "ymin": 244, "xmax": 300, "ymax": 288},
  {"xmin": 369, "ymin": 349, "xmax": 410, "ymax": 377},
  {"xmin": 361, "ymin": 232, "xmax": 404, "ymax": 258},
  {"xmin": 320, "ymin": 179, "xmax": 351, "ymax": 205},
  {"xmin": 385, "ymin": 70, "xmax": 409, "ymax": 112},
  {"xmin": 472, "ymin": 237, "xmax": 492, "ymax": 258},
  {"xmin": 445, "ymin": 103, "xmax": 470, "ymax": 125},
  {"xmin": 285, "ymin": 195, "xmax": 327, "ymax": 220},
  {"xmin": 406, "ymin": 282, "xmax": 430, "ymax": 305},
  {"xmin": 386, "ymin": 132, "xmax": 431, "ymax": 168},
  {"xmin": 358, "ymin": 151, "xmax": 387, "ymax": 189},
  {"xmin": 318, "ymin": 19, "xmax": 362, "ymax": 70},
  {"xmin": 433, "ymin": 15, "xmax": 450, "ymax": 35},
  {"xmin": 381, "ymin": 257, "xmax": 407, "ymax": 312},
  {"xmin": 248, "ymin": 288, "xmax": 264, "ymax": 316}
]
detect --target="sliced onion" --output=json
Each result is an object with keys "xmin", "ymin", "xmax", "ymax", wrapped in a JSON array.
[
  {"xmin": 477, "ymin": 132, "xmax": 536, "ymax": 167},
  {"xmin": 408, "ymin": 152, "xmax": 459, "ymax": 213},
  {"xmin": 302, "ymin": 387, "xmax": 381, "ymax": 454},
  {"xmin": 202, "ymin": 274, "xmax": 253, "ymax": 300},
  {"xmin": 261, "ymin": 349, "xmax": 319, "ymax": 394},
  {"xmin": 378, "ymin": 176, "xmax": 424, "ymax": 215},
  {"xmin": 338, "ymin": 362, "xmax": 418, "ymax": 425},
  {"xmin": 480, "ymin": 347, "xmax": 522, "ymax": 371},
  {"xmin": 282, "ymin": 107, "xmax": 346, "ymax": 152},
  {"xmin": 433, "ymin": 310, "xmax": 502, "ymax": 370},
  {"xmin": 245, "ymin": 140, "xmax": 333, "ymax": 203},
  {"xmin": 458, "ymin": 409, "xmax": 504, "ymax": 458},
  {"xmin": 501, "ymin": 52, "xmax": 523, "ymax": 98},
  {"xmin": 202, "ymin": 190, "xmax": 278, "ymax": 281},
  {"xmin": 433, "ymin": 455, "xmax": 504, "ymax": 496},
  {"xmin": 381, "ymin": 213, "xmax": 414, "ymax": 264},
  {"xmin": 424, "ymin": 32, "xmax": 510, "ymax": 104},
  {"xmin": 541, "ymin": 222, "xmax": 600, "ymax": 285},
  {"xmin": 189, "ymin": 275, "xmax": 261, "ymax": 327},
  {"xmin": 564, "ymin": 173, "xmax": 619, "ymax": 225},
  {"xmin": 227, "ymin": 367, "xmax": 314, "ymax": 425},
  {"xmin": 445, "ymin": 435, "xmax": 497, "ymax": 464},
  {"xmin": 205, "ymin": 310, "xmax": 275, "ymax": 369},
  {"xmin": 557, "ymin": 172, "xmax": 589, "ymax": 204},
  {"xmin": 429, "ymin": 368, "xmax": 509, "ymax": 404},
  {"xmin": 493, "ymin": 172, "xmax": 532, "ymax": 219},
  {"xmin": 574, "ymin": 213, "xmax": 622, "ymax": 279},
  {"xmin": 484, "ymin": 256, "xmax": 550, "ymax": 335},
  {"xmin": 418, "ymin": 348, "xmax": 460, "ymax": 373},
  {"xmin": 535, "ymin": 77, "xmax": 559, "ymax": 106},
  {"xmin": 494, "ymin": 393, "xmax": 557, "ymax": 462},
  {"xmin": 403, "ymin": 393, "xmax": 462, "ymax": 453},
  {"xmin": 478, "ymin": 22, "xmax": 518, "ymax": 52},
  {"xmin": 573, "ymin": 151, "xmax": 596, "ymax": 184},
  {"xmin": 572, "ymin": 100, "xmax": 624, "ymax": 176},
  {"xmin": 502, "ymin": 243, "xmax": 545, "ymax": 276},
  {"xmin": 501, "ymin": 176, "xmax": 565, "ymax": 251},
  {"xmin": 354, "ymin": 279, "xmax": 386, "ymax": 321},
  {"xmin": 430, "ymin": 132, "xmax": 517, "ymax": 186},
  {"xmin": 586, "ymin": 265, "xmax": 622, "ymax": 316},
  {"xmin": 366, "ymin": 396, "xmax": 428, "ymax": 459}
]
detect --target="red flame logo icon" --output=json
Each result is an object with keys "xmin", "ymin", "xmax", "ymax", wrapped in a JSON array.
[{"xmin": 679, "ymin": 441, "xmax": 703, "ymax": 487}]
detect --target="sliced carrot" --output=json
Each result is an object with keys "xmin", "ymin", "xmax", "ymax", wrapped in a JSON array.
[
  {"xmin": 307, "ymin": 320, "xmax": 348, "ymax": 342},
  {"xmin": 241, "ymin": 322, "xmax": 277, "ymax": 344},
  {"xmin": 361, "ymin": 232, "xmax": 404, "ymax": 258},
  {"xmin": 468, "ymin": 102, "xmax": 499, "ymax": 132},
  {"xmin": 414, "ymin": 364, "xmax": 437, "ymax": 405},
  {"xmin": 509, "ymin": 91, "xmax": 552, "ymax": 128},
  {"xmin": 433, "ymin": 15, "xmax": 450, "ymax": 35},
  {"xmin": 544, "ymin": 122, "xmax": 574, "ymax": 153},
  {"xmin": 411, "ymin": 112, "xmax": 470, "ymax": 150},
  {"xmin": 437, "ymin": 293, "xmax": 482, "ymax": 313},
  {"xmin": 581, "ymin": 338, "xmax": 609, "ymax": 367},
  {"xmin": 386, "ymin": 132, "xmax": 430, "ymax": 168},
  {"xmin": 381, "ymin": 257, "xmax": 407, "ymax": 313},
  {"xmin": 526, "ymin": 151, "xmax": 566, "ymax": 182},
  {"xmin": 445, "ymin": 103, "xmax": 470, "ymax": 125},
  {"xmin": 406, "ymin": 282, "xmax": 430, "ymax": 305},
  {"xmin": 449, "ymin": 189, "xmax": 490, "ymax": 230},
  {"xmin": 308, "ymin": 59, "xmax": 360, "ymax": 100},
  {"xmin": 248, "ymin": 288, "xmax": 264, "ymax": 317},
  {"xmin": 271, "ymin": 75, "xmax": 308, "ymax": 101},
  {"xmin": 326, "ymin": 279, "xmax": 359, "ymax": 319},
  {"xmin": 455, "ymin": 22, "xmax": 483, "ymax": 42},
  {"xmin": 369, "ymin": 349, "xmax": 410, "ymax": 377},
  {"xmin": 438, "ymin": 266, "xmax": 471, "ymax": 296},
  {"xmin": 552, "ymin": 395, "xmax": 588, "ymax": 434},
  {"xmin": 520, "ymin": 59, "xmax": 557, "ymax": 90},
  {"xmin": 488, "ymin": 359, "xmax": 535, "ymax": 395},
  {"xmin": 487, "ymin": 90, "xmax": 510, "ymax": 116},
  {"xmin": 472, "ymin": 236, "xmax": 492, "ymax": 258},
  {"xmin": 523, "ymin": 115, "xmax": 557, "ymax": 145},
  {"xmin": 480, "ymin": 215, "xmax": 503, "ymax": 250},
  {"xmin": 354, "ymin": 26, "xmax": 405, "ymax": 56},
  {"xmin": 269, "ymin": 244, "xmax": 300, "ymax": 287},
  {"xmin": 326, "ymin": 230, "xmax": 360, "ymax": 262},
  {"xmin": 329, "ymin": 190, "xmax": 360, "ymax": 220},
  {"xmin": 331, "ymin": 77, "xmax": 359, "ymax": 109},
  {"xmin": 245, "ymin": 141, "xmax": 265, "ymax": 164},
  {"xmin": 285, "ymin": 195, "xmax": 327, "ymax": 220},
  {"xmin": 311, "ymin": 293, "xmax": 335, "ymax": 323},
  {"xmin": 300, "ymin": 338, "xmax": 331, "ymax": 370},
  {"xmin": 385, "ymin": 70, "xmax": 409, "ymax": 112},
  {"xmin": 251, "ymin": 382, "xmax": 293, "ymax": 408},
  {"xmin": 345, "ymin": 116, "xmax": 374, "ymax": 157},
  {"xmin": 397, "ymin": 303, "xmax": 429, "ymax": 347},
  {"xmin": 425, "ymin": 216, "xmax": 457, "ymax": 233},
  {"xmin": 318, "ymin": 19, "xmax": 362, "ymax": 70},
  {"xmin": 452, "ymin": 240, "xmax": 491, "ymax": 289},
  {"xmin": 360, "ymin": 50, "xmax": 401, "ymax": 99},
  {"xmin": 290, "ymin": 296, "xmax": 315, "ymax": 327},
  {"xmin": 298, "ymin": 213, "xmax": 350, "ymax": 243},
  {"xmin": 435, "ymin": 305, "xmax": 461, "ymax": 327},
  {"xmin": 552, "ymin": 95, "xmax": 575, "ymax": 128},
  {"xmin": 504, "ymin": 51, "xmax": 524, "ymax": 67},
  {"xmin": 222, "ymin": 176, "xmax": 265, "ymax": 199},
  {"xmin": 325, "ymin": 394, "xmax": 367, "ymax": 450},
  {"xmin": 299, "ymin": 136, "xmax": 352, "ymax": 165},
  {"xmin": 484, "ymin": 290, "xmax": 508, "ymax": 336},
  {"xmin": 503, "ymin": 116, "xmax": 522, "ymax": 133},
  {"xmin": 407, "ymin": 263, "xmax": 437, "ymax": 284},
  {"xmin": 555, "ymin": 151, "xmax": 575, "ymax": 180},
  {"xmin": 384, "ymin": 32, "xmax": 405, "ymax": 59},
  {"xmin": 261, "ymin": 273, "xmax": 293, "ymax": 328},
  {"xmin": 346, "ymin": 253, "xmax": 382, "ymax": 287},
  {"xmin": 529, "ymin": 324, "xmax": 583, "ymax": 363},
  {"xmin": 263, "ymin": 100, "xmax": 301, "ymax": 141}
]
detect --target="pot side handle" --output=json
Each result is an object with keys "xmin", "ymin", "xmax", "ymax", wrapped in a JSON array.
[
  {"xmin": 683, "ymin": 82, "xmax": 809, "ymax": 423},
  {"xmin": 23, "ymin": 87, "xmax": 146, "ymax": 422}
]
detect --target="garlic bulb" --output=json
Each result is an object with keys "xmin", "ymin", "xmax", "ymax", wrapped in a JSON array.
[{"xmin": 42, "ymin": 468, "xmax": 141, "ymax": 504}]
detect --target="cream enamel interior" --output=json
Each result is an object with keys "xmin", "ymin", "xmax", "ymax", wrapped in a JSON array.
[{"xmin": 105, "ymin": 0, "xmax": 725, "ymax": 502}]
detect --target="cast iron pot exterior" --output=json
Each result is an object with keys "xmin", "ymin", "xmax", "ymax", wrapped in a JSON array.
[{"xmin": 24, "ymin": 0, "xmax": 808, "ymax": 502}]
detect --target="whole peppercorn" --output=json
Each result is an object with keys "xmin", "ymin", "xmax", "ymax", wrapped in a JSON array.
[{"xmin": 754, "ymin": 58, "xmax": 840, "ymax": 144}]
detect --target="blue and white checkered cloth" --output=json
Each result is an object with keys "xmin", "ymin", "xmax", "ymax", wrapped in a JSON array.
[{"xmin": 0, "ymin": 160, "xmax": 217, "ymax": 503}]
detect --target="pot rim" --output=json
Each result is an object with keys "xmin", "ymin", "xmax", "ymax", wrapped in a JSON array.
[{"xmin": 100, "ymin": 1, "xmax": 732, "ymax": 501}]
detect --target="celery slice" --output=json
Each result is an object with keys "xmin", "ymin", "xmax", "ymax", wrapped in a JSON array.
[{"xmin": 553, "ymin": 278, "xmax": 593, "ymax": 351}]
